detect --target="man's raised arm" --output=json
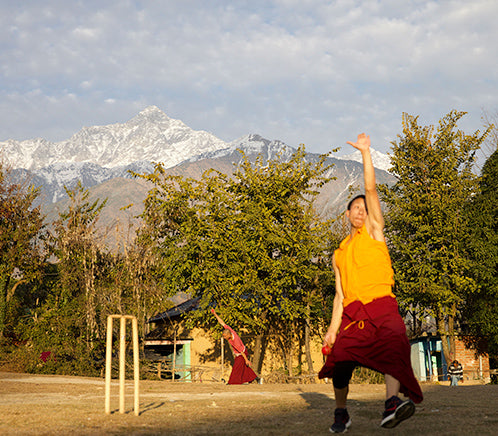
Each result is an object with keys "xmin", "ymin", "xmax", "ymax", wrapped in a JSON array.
[
  {"xmin": 211, "ymin": 308, "xmax": 226, "ymax": 327},
  {"xmin": 346, "ymin": 133, "xmax": 385, "ymax": 240}
]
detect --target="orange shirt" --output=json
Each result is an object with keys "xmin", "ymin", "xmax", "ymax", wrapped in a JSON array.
[{"xmin": 335, "ymin": 224, "xmax": 395, "ymax": 307}]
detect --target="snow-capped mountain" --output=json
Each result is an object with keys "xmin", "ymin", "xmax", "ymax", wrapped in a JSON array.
[
  {"xmin": 12, "ymin": 161, "xmax": 155, "ymax": 204},
  {"xmin": 40, "ymin": 135, "xmax": 395, "ymax": 237},
  {"xmin": 3, "ymin": 106, "xmax": 393, "ymax": 211},
  {"xmin": 12, "ymin": 134, "xmax": 300, "ymax": 205},
  {"xmin": 336, "ymin": 148, "xmax": 392, "ymax": 172},
  {"xmin": 1, "ymin": 106, "xmax": 228, "ymax": 170},
  {"xmin": 187, "ymin": 133, "xmax": 296, "ymax": 164}
]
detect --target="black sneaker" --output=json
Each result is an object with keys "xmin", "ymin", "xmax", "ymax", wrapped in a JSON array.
[
  {"xmin": 380, "ymin": 395, "xmax": 415, "ymax": 428},
  {"xmin": 330, "ymin": 407, "xmax": 351, "ymax": 433}
]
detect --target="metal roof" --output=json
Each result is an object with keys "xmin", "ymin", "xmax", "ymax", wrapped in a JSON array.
[{"xmin": 148, "ymin": 297, "xmax": 200, "ymax": 323}]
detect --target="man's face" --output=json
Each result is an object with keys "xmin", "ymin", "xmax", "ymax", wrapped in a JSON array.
[
  {"xmin": 222, "ymin": 330, "xmax": 231, "ymax": 340},
  {"xmin": 346, "ymin": 197, "xmax": 367, "ymax": 228}
]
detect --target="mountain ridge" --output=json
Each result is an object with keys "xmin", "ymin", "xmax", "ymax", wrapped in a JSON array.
[
  {"xmin": 1, "ymin": 105, "xmax": 228, "ymax": 170},
  {"xmin": 3, "ymin": 105, "xmax": 392, "ymax": 173},
  {"xmin": 4, "ymin": 106, "xmax": 395, "ymax": 248},
  {"xmin": 41, "ymin": 139, "xmax": 395, "ymax": 251}
]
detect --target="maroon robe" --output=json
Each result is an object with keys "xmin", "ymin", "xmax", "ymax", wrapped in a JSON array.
[
  {"xmin": 318, "ymin": 296, "xmax": 423, "ymax": 403},
  {"xmin": 228, "ymin": 350, "xmax": 258, "ymax": 384}
]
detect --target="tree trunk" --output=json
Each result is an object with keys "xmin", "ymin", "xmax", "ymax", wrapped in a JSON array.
[
  {"xmin": 297, "ymin": 330, "xmax": 303, "ymax": 374},
  {"xmin": 251, "ymin": 311, "xmax": 268, "ymax": 373},
  {"xmin": 252, "ymin": 331, "xmax": 268, "ymax": 374},
  {"xmin": 437, "ymin": 309, "xmax": 455, "ymax": 365},
  {"xmin": 0, "ymin": 276, "xmax": 11, "ymax": 340},
  {"xmin": 449, "ymin": 302, "xmax": 457, "ymax": 359},
  {"xmin": 304, "ymin": 305, "xmax": 315, "ymax": 376},
  {"xmin": 275, "ymin": 332, "xmax": 291, "ymax": 374},
  {"xmin": 288, "ymin": 322, "xmax": 294, "ymax": 378}
]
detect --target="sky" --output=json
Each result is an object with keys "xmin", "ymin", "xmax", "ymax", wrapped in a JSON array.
[{"xmin": 1, "ymin": 0, "xmax": 497, "ymax": 158}]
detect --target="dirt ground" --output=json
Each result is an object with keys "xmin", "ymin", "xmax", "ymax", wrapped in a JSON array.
[{"xmin": 0, "ymin": 372, "xmax": 497, "ymax": 435}]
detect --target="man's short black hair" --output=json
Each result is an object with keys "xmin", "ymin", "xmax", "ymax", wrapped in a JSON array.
[{"xmin": 347, "ymin": 194, "xmax": 367, "ymax": 212}]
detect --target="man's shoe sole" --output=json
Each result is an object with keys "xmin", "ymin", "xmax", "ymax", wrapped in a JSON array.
[{"xmin": 380, "ymin": 400, "xmax": 415, "ymax": 428}]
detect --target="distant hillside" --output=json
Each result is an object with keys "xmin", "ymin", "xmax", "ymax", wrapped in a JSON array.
[{"xmin": 42, "ymin": 147, "xmax": 395, "ymax": 250}]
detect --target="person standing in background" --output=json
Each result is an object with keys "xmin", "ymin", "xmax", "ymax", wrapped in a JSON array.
[{"xmin": 448, "ymin": 360, "xmax": 464, "ymax": 386}]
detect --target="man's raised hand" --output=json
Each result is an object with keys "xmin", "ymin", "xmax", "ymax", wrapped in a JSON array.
[{"xmin": 346, "ymin": 133, "xmax": 371, "ymax": 152}]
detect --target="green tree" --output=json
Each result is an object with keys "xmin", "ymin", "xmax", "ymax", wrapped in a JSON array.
[
  {"xmin": 462, "ymin": 147, "xmax": 498, "ymax": 361},
  {"xmin": 54, "ymin": 182, "xmax": 108, "ymax": 345},
  {"xmin": 138, "ymin": 146, "xmax": 335, "ymax": 373},
  {"xmin": 24, "ymin": 182, "xmax": 109, "ymax": 374},
  {"xmin": 106, "ymin": 230, "xmax": 166, "ymax": 338},
  {"xmin": 380, "ymin": 111, "xmax": 489, "ymax": 363},
  {"xmin": 0, "ymin": 164, "xmax": 46, "ymax": 342}
]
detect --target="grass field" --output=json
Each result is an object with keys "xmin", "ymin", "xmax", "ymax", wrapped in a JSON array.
[{"xmin": 1, "ymin": 372, "xmax": 497, "ymax": 435}]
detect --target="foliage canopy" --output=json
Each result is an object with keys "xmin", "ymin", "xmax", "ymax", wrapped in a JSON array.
[
  {"xmin": 380, "ymin": 111, "xmax": 489, "ymax": 361},
  {"xmin": 137, "ymin": 147, "xmax": 337, "ymax": 371}
]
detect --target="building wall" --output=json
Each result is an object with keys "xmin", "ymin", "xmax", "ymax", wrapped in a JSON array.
[
  {"xmin": 157, "ymin": 326, "xmax": 328, "ymax": 381},
  {"xmin": 410, "ymin": 335, "xmax": 490, "ymax": 383},
  {"xmin": 454, "ymin": 338, "xmax": 490, "ymax": 382},
  {"xmin": 148, "ymin": 322, "xmax": 491, "ymax": 384}
]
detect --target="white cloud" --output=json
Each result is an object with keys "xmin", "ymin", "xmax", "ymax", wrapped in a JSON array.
[
  {"xmin": 0, "ymin": 0, "xmax": 496, "ymax": 157},
  {"xmin": 72, "ymin": 27, "xmax": 100, "ymax": 40}
]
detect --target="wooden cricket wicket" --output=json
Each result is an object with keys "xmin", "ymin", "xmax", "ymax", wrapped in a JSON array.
[{"xmin": 105, "ymin": 315, "xmax": 140, "ymax": 416}]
